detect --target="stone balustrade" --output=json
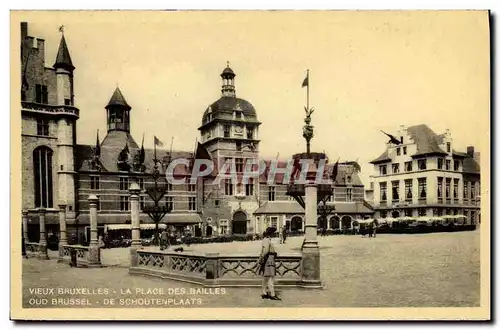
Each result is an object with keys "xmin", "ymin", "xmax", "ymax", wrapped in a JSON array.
[
  {"xmin": 60, "ymin": 245, "xmax": 92, "ymax": 267},
  {"xmin": 129, "ymin": 250, "xmax": 308, "ymax": 288},
  {"xmin": 25, "ymin": 242, "xmax": 41, "ymax": 258}
]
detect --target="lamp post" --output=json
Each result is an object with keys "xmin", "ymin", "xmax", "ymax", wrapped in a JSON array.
[
  {"xmin": 74, "ymin": 218, "xmax": 79, "ymax": 245},
  {"xmin": 143, "ymin": 158, "xmax": 171, "ymax": 246}
]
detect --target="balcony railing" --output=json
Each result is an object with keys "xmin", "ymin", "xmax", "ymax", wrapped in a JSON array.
[
  {"xmin": 418, "ymin": 198, "xmax": 427, "ymax": 205},
  {"xmin": 21, "ymin": 101, "xmax": 79, "ymax": 118}
]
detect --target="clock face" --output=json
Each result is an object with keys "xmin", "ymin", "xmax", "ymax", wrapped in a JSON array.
[{"xmin": 235, "ymin": 125, "xmax": 243, "ymax": 133}]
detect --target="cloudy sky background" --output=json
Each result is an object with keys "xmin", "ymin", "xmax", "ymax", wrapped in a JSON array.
[{"xmin": 14, "ymin": 11, "xmax": 490, "ymax": 185}]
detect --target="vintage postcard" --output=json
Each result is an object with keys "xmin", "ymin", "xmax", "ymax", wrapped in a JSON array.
[{"xmin": 10, "ymin": 10, "xmax": 490, "ymax": 321}]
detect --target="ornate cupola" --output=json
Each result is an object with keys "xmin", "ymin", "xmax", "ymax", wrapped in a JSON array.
[
  {"xmin": 221, "ymin": 61, "xmax": 236, "ymax": 97},
  {"xmin": 106, "ymin": 87, "xmax": 131, "ymax": 133}
]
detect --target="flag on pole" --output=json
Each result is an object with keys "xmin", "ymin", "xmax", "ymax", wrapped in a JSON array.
[
  {"xmin": 301, "ymin": 71, "xmax": 309, "ymax": 88},
  {"xmin": 154, "ymin": 136, "xmax": 164, "ymax": 148}
]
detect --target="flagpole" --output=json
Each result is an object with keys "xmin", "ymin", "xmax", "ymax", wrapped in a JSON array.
[
  {"xmin": 154, "ymin": 136, "xmax": 157, "ymax": 164},
  {"xmin": 306, "ymin": 69, "xmax": 310, "ymax": 111}
]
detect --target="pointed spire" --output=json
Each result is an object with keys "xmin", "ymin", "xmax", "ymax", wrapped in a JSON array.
[
  {"xmin": 95, "ymin": 130, "xmax": 101, "ymax": 157},
  {"xmin": 106, "ymin": 87, "xmax": 131, "ymax": 110},
  {"xmin": 53, "ymin": 34, "xmax": 74, "ymax": 71},
  {"xmin": 139, "ymin": 133, "xmax": 145, "ymax": 165}
]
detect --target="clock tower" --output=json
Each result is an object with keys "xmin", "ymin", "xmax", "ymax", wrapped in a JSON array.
[{"xmin": 198, "ymin": 63, "xmax": 262, "ymax": 234}]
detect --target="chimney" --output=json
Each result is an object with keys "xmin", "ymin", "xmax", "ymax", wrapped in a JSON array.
[
  {"xmin": 21, "ymin": 22, "xmax": 28, "ymax": 40},
  {"xmin": 467, "ymin": 146, "xmax": 474, "ymax": 157}
]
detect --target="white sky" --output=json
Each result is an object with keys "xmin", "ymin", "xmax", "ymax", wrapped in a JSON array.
[{"xmin": 14, "ymin": 11, "xmax": 490, "ymax": 185}]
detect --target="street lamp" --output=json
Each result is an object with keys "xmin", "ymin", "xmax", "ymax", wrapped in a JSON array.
[{"xmin": 75, "ymin": 218, "xmax": 80, "ymax": 245}]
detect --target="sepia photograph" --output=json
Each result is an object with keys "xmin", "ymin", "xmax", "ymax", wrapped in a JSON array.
[{"xmin": 10, "ymin": 10, "xmax": 490, "ymax": 321}]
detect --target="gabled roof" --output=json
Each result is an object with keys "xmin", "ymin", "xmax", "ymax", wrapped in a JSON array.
[
  {"xmin": 106, "ymin": 87, "xmax": 131, "ymax": 109},
  {"xmin": 370, "ymin": 124, "xmax": 448, "ymax": 163},
  {"xmin": 53, "ymin": 35, "xmax": 74, "ymax": 71},
  {"xmin": 463, "ymin": 153, "xmax": 480, "ymax": 174},
  {"xmin": 406, "ymin": 124, "xmax": 447, "ymax": 157}
]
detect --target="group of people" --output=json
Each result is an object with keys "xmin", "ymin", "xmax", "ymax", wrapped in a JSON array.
[{"xmin": 359, "ymin": 222, "xmax": 377, "ymax": 238}]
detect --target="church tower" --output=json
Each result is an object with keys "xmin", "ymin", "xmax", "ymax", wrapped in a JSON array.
[{"xmin": 198, "ymin": 63, "xmax": 262, "ymax": 235}]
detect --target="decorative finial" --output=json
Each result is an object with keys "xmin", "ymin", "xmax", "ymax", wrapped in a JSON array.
[
  {"xmin": 59, "ymin": 25, "xmax": 65, "ymax": 34},
  {"xmin": 227, "ymin": 61, "xmax": 230, "ymax": 67}
]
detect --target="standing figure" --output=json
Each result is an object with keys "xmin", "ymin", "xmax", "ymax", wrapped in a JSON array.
[
  {"xmin": 368, "ymin": 222, "xmax": 373, "ymax": 238},
  {"xmin": 160, "ymin": 229, "xmax": 168, "ymax": 250},
  {"xmin": 257, "ymin": 228, "xmax": 280, "ymax": 300},
  {"xmin": 282, "ymin": 224, "xmax": 287, "ymax": 244},
  {"xmin": 278, "ymin": 225, "xmax": 284, "ymax": 244}
]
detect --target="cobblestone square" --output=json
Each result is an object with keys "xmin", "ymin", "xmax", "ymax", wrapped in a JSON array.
[{"xmin": 22, "ymin": 231, "xmax": 480, "ymax": 308}]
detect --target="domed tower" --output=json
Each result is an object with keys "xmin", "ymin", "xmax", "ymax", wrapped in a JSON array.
[{"xmin": 198, "ymin": 63, "xmax": 262, "ymax": 235}]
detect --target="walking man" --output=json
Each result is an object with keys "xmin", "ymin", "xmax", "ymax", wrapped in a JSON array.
[{"xmin": 257, "ymin": 227, "xmax": 280, "ymax": 300}]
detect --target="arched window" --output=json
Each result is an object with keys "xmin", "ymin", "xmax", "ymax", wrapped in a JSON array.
[{"xmin": 33, "ymin": 146, "xmax": 53, "ymax": 208}]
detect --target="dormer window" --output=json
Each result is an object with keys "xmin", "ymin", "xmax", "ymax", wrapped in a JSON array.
[
  {"xmin": 446, "ymin": 142, "xmax": 451, "ymax": 153},
  {"xmin": 247, "ymin": 127, "xmax": 254, "ymax": 140},
  {"xmin": 234, "ymin": 111, "xmax": 242, "ymax": 119}
]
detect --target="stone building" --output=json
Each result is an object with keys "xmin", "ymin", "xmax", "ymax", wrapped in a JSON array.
[
  {"xmin": 20, "ymin": 22, "xmax": 374, "ymax": 240},
  {"xmin": 366, "ymin": 124, "xmax": 481, "ymax": 224}
]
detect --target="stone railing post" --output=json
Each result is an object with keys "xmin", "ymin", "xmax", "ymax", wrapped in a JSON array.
[
  {"xmin": 58, "ymin": 204, "xmax": 67, "ymax": 263},
  {"xmin": 301, "ymin": 160, "xmax": 321, "ymax": 287},
  {"xmin": 205, "ymin": 253, "xmax": 219, "ymax": 281},
  {"xmin": 129, "ymin": 182, "xmax": 141, "ymax": 267},
  {"xmin": 87, "ymin": 195, "xmax": 101, "ymax": 267},
  {"xmin": 22, "ymin": 210, "xmax": 29, "ymax": 243},
  {"xmin": 38, "ymin": 208, "xmax": 49, "ymax": 260}
]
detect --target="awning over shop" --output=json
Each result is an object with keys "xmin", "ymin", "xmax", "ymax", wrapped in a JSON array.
[
  {"xmin": 105, "ymin": 223, "xmax": 167, "ymax": 231},
  {"xmin": 254, "ymin": 201, "xmax": 373, "ymax": 215}
]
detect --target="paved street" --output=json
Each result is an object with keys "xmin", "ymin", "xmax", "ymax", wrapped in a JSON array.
[{"xmin": 22, "ymin": 231, "xmax": 480, "ymax": 308}]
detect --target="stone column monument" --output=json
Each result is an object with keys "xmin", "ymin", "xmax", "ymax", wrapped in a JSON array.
[
  {"xmin": 38, "ymin": 208, "xmax": 49, "ymax": 260},
  {"xmin": 58, "ymin": 204, "xmax": 67, "ymax": 263},
  {"xmin": 301, "ymin": 160, "xmax": 321, "ymax": 288},
  {"xmin": 129, "ymin": 182, "xmax": 141, "ymax": 267},
  {"xmin": 87, "ymin": 195, "xmax": 101, "ymax": 267}
]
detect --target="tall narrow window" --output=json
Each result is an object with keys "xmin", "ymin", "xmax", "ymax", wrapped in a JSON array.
[
  {"xmin": 140, "ymin": 196, "xmax": 145, "ymax": 210},
  {"xmin": 245, "ymin": 178, "xmax": 254, "ymax": 196},
  {"xmin": 437, "ymin": 158, "xmax": 443, "ymax": 169},
  {"xmin": 404, "ymin": 161, "xmax": 412, "ymax": 172},
  {"xmin": 463, "ymin": 181, "xmax": 468, "ymax": 199},
  {"xmin": 405, "ymin": 179, "xmax": 413, "ymax": 201},
  {"xmin": 445, "ymin": 178, "xmax": 451, "ymax": 198},
  {"xmin": 346, "ymin": 188, "xmax": 353, "ymax": 202},
  {"xmin": 247, "ymin": 127, "xmax": 254, "ymax": 139},
  {"xmin": 165, "ymin": 196, "xmax": 174, "ymax": 210},
  {"xmin": 403, "ymin": 146, "xmax": 407, "ymax": 155},
  {"xmin": 447, "ymin": 142, "xmax": 451, "ymax": 152},
  {"xmin": 418, "ymin": 178, "xmax": 427, "ymax": 199},
  {"xmin": 437, "ymin": 177, "xmax": 443, "ymax": 198},
  {"xmin": 471, "ymin": 183, "xmax": 475, "ymax": 199},
  {"xmin": 188, "ymin": 197, "xmax": 196, "ymax": 211},
  {"xmin": 35, "ymin": 84, "xmax": 48, "ymax": 104},
  {"xmin": 138, "ymin": 178, "xmax": 145, "ymax": 191},
  {"xmin": 119, "ymin": 177, "xmax": 129, "ymax": 191},
  {"xmin": 235, "ymin": 158, "xmax": 244, "ymax": 172},
  {"xmin": 33, "ymin": 147, "xmax": 53, "ymax": 208},
  {"xmin": 380, "ymin": 182, "xmax": 387, "ymax": 201},
  {"xmin": 392, "ymin": 163, "xmax": 400, "ymax": 174},
  {"xmin": 417, "ymin": 159, "xmax": 427, "ymax": 170},
  {"xmin": 223, "ymin": 124, "xmax": 231, "ymax": 138},
  {"xmin": 188, "ymin": 183, "xmax": 196, "ymax": 192},
  {"xmin": 453, "ymin": 179, "xmax": 459, "ymax": 199},
  {"xmin": 37, "ymin": 119, "xmax": 50, "ymax": 136},
  {"xmin": 379, "ymin": 165, "xmax": 387, "ymax": 175},
  {"xmin": 453, "ymin": 160, "xmax": 460, "ymax": 171},
  {"xmin": 224, "ymin": 179, "xmax": 233, "ymax": 196},
  {"xmin": 90, "ymin": 176, "xmax": 100, "ymax": 190},
  {"xmin": 445, "ymin": 160, "xmax": 451, "ymax": 170},
  {"xmin": 396, "ymin": 148, "xmax": 401, "ymax": 156},
  {"xmin": 120, "ymin": 196, "xmax": 129, "ymax": 211},
  {"xmin": 268, "ymin": 186, "xmax": 276, "ymax": 201},
  {"xmin": 391, "ymin": 181, "xmax": 399, "ymax": 202}
]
